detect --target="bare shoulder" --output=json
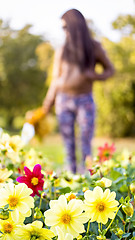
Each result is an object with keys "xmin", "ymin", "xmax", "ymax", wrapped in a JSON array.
[{"xmin": 55, "ymin": 46, "xmax": 64, "ymax": 59}]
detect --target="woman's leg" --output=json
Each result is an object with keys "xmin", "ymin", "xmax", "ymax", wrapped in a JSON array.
[
  {"xmin": 77, "ymin": 94, "xmax": 95, "ymax": 167},
  {"xmin": 57, "ymin": 110, "xmax": 77, "ymax": 173}
]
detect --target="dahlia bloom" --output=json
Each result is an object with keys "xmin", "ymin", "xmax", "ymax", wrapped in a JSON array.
[
  {"xmin": 84, "ymin": 186, "xmax": 119, "ymax": 224},
  {"xmin": 98, "ymin": 142, "xmax": 115, "ymax": 162},
  {"xmin": 96, "ymin": 177, "xmax": 112, "ymax": 188},
  {"xmin": 16, "ymin": 164, "xmax": 44, "ymax": 197},
  {"xmin": 15, "ymin": 220, "xmax": 55, "ymax": 240},
  {"xmin": 56, "ymin": 226, "xmax": 73, "ymax": 240},
  {"xmin": 0, "ymin": 183, "xmax": 34, "ymax": 222},
  {"xmin": 0, "ymin": 215, "xmax": 23, "ymax": 240},
  {"xmin": 44, "ymin": 195, "xmax": 88, "ymax": 238},
  {"xmin": 0, "ymin": 168, "xmax": 13, "ymax": 187}
]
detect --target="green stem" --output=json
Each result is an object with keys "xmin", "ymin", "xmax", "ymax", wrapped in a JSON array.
[
  {"xmin": 87, "ymin": 220, "xmax": 91, "ymax": 234},
  {"xmin": 125, "ymin": 222, "xmax": 131, "ymax": 240},
  {"xmin": 105, "ymin": 204, "xmax": 122, "ymax": 234},
  {"xmin": 101, "ymin": 223, "xmax": 102, "ymax": 231},
  {"xmin": 98, "ymin": 223, "xmax": 101, "ymax": 232},
  {"xmin": 54, "ymin": 186, "xmax": 56, "ymax": 200},
  {"xmin": 39, "ymin": 197, "xmax": 42, "ymax": 209},
  {"xmin": 32, "ymin": 208, "xmax": 34, "ymax": 222},
  {"xmin": 127, "ymin": 221, "xmax": 131, "ymax": 233}
]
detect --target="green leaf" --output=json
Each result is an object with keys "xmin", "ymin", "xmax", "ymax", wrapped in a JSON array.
[
  {"xmin": 59, "ymin": 187, "xmax": 71, "ymax": 194},
  {"xmin": 122, "ymin": 233, "xmax": 131, "ymax": 238},
  {"xmin": 3, "ymin": 204, "xmax": 9, "ymax": 210}
]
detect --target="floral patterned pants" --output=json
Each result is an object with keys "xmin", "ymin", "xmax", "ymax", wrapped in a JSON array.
[{"xmin": 55, "ymin": 92, "xmax": 95, "ymax": 173}]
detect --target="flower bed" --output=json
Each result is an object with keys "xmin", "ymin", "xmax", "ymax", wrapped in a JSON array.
[{"xmin": 0, "ymin": 132, "xmax": 135, "ymax": 240}]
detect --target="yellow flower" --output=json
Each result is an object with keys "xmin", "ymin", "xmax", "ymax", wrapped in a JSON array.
[
  {"xmin": 15, "ymin": 220, "xmax": 55, "ymax": 240},
  {"xmin": 119, "ymin": 149, "xmax": 131, "ymax": 167},
  {"xmin": 5, "ymin": 135, "xmax": 24, "ymax": 164},
  {"xmin": 0, "ymin": 134, "xmax": 23, "ymax": 153},
  {"xmin": 8, "ymin": 135, "xmax": 24, "ymax": 153},
  {"xmin": 0, "ymin": 215, "xmax": 23, "ymax": 240},
  {"xmin": 65, "ymin": 192, "xmax": 77, "ymax": 201},
  {"xmin": 56, "ymin": 226, "xmax": 73, "ymax": 240},
  {"xmin": 54, "ymin": 178, "xmax": 60, "ymax": 187},
  {"xmin": 0, "ymin": 133, "xmax": 24, "ymax": 164},
  {"xmin": 0, "ymin": 168, "xmax": 13, "ymax": 187},
  {"xmin": 84, "ymin": 186, "xmax": 119, "ymax": 224},
  {"xmin": 24, "ymin": 148, "xmax": 43, "ymax": 169},
  {"xmin": 0, "ymin": 133, "xmax": 11, "ymax": 152},
  {"xmin": 44, "ymin": 195, "xmax": 88, "ymax": 238},
  {"xmin": 60, "ymin": 172, "xmax": 80, "ymax": 190},
  {"xmin": 0, "ymin": 183, "xmax": 34, "ymax": 222},
  {"xmin": 96, "ymin": 177, "xmax": 112, "ymax": 188}
]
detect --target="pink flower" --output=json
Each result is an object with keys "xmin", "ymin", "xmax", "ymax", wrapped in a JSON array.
[
  {"xmin": 16, "ymin": 164, "xmax": 44, "ymax": 197},
  {"xmin": 98, "ymin": 142, "xmax": 115, "ymax": 162}
]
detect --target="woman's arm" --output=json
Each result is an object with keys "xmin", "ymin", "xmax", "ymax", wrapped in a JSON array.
[
  {"xmin": 42, "ymin": 48, "xmax": 62, "ymax": 114},
  {"xmin": 94, "ymin": 42, "xmax": 115, "ymax": 81}
]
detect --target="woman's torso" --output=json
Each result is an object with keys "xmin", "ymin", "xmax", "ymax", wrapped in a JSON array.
[
  {"xmin": 58, "ymin": 61, "xmax": 94, "ymax": 96},
  {"xmin": 57, "ymin": 40, "xmax": 100, "ymax": 96}
]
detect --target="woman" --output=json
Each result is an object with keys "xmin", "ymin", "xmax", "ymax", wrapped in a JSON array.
[{"xmin": 43, "ymin": 9, "xmax": 115, "ymax": 173}]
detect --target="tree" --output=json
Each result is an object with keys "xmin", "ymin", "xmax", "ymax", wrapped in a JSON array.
[
  {"xmin": 94, "ymin": 31, "xmax": 135, "ymax": 137},
  {"xmin": 0, "ymin": 20, "xmax": 54, "ymax": 129}
]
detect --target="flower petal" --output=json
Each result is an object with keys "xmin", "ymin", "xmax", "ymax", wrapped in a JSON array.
[
  {"xmin": 24, "ymin": 166, "xmax": 32, "ymax": 177},
  {"xmin": 33, "ymin": 164, "xmax": 41, "ymax": 176},
  {"xmin": 44, "ymin": 209, "xmax": 60, "ymax": 226}
]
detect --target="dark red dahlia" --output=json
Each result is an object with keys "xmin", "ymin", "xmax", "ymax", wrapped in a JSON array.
[{"xmin": 16, "ymin": 164, "xmax": 44, "ymax": 197}]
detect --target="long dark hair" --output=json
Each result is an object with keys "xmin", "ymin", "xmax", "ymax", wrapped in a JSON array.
[{"xmin": 61, "ymin": 9, "xmax": 95, "ymax": 71}]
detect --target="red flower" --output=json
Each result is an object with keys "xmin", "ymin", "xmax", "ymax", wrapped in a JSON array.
[
  {"xmin": 16, "ymin": 164, "xmax": 44, "ymax": 197},
  {"xmin": 89, "ymin": 168, "xmax": 96, "ymax": 175},
  {"xmin": 98, "ymin": 142, "xmax": 115, "ymax": 162}
]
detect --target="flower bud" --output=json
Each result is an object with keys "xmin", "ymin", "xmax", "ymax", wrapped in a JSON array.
[
  {"xmin": 34, "ymin": 211, "xmax": 42, "ymax": 219},
  {"xmin": 0, "ymin": 209, "xmax": 9, "ymax": 220},
  {"xmin": 34, "ymin": 207, "xmax": 43, "ymax": 220},
  {"xmin": 82, "ymin": 187, "xmax": 89, "ymax": 192},
  {"xmin": 117, "ymin": 228, "xmax": 124, "ymax": 236},
  {"xmin": 89, "ymin": 168, "xmax": 96, "ymax": 175},
  {"xmin": 122, "ymin": 203, "xmax": 133, "ymax": 217},
  {"xmin": 130, "ymin": 182, "xmax": 135, "ymax": 195},
  {"xmin": 41, "ymin": 192, "xmax": 47, "ymax": 199}
]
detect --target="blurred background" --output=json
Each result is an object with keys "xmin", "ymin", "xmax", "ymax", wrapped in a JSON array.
[{"xmin": 0, "ymin": 0, "xmax": 135, "ymax": 159}]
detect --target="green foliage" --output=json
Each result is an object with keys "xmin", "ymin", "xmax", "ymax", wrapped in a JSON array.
[
  {"xmin": 0, "ymin": 19, "xmax": 54, "ymax": 130},
  {"xmin": 94, "ymin": 36, "xmax": 135, "ymax": 137},
  {"xmin": 112, "ymin": 14, "xmax": 135, "ymax": 35}
]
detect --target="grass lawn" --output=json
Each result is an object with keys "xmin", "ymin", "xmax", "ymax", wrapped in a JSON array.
[{"xmin": 28, "ymin": 133, "xmax": 135, "ymax": 170}]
